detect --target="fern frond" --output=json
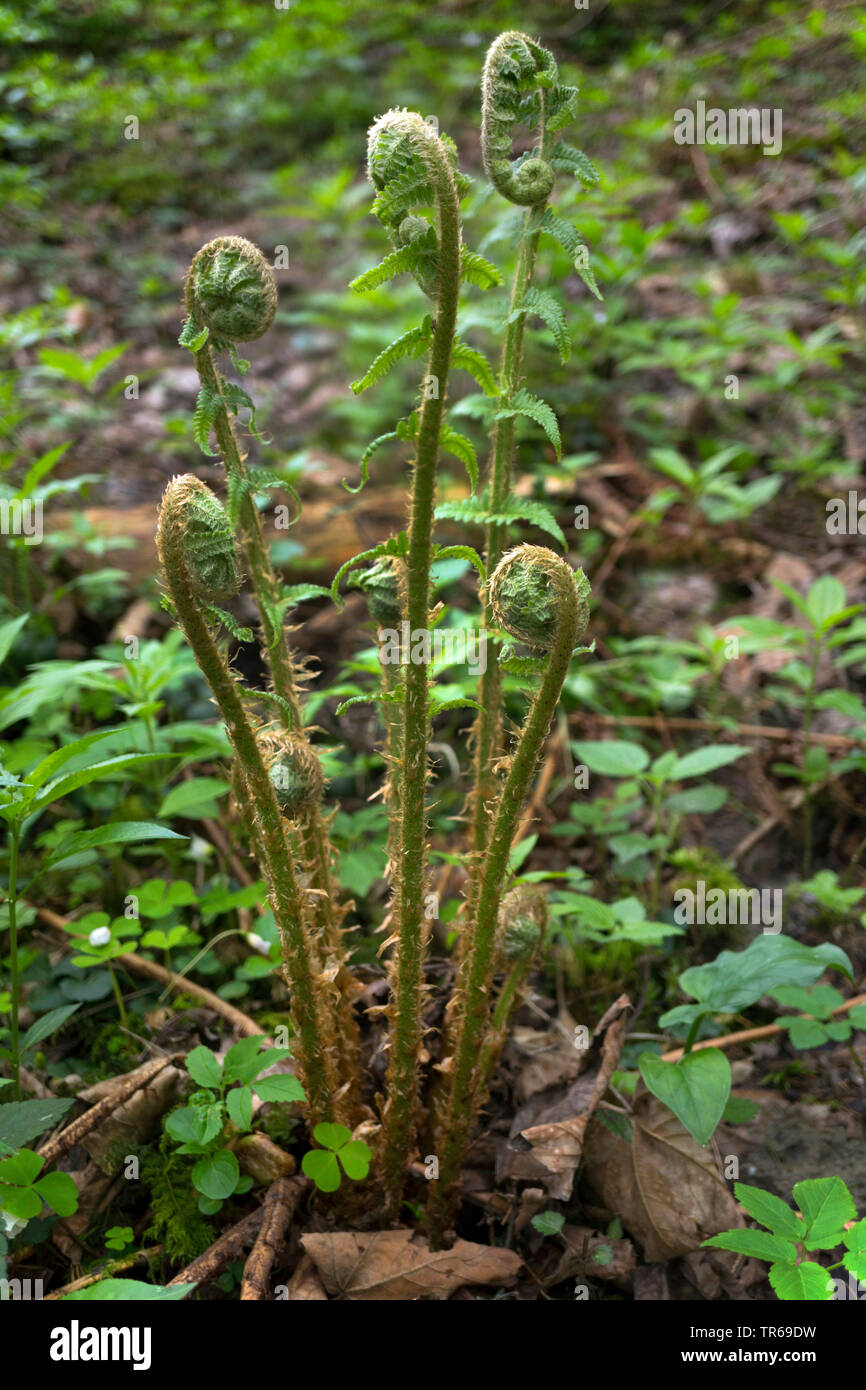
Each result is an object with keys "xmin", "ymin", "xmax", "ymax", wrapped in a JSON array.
[
  {"xmin": 351, "ymin": 321, "xmax": 431, "ymax": 394},
  {"xmin": 512, "ymin": 287, "xmax": 570, "ymax": 362},
  {"xmin": 439, "ymin": 423, "xmax": 478, "ymax": 491},
  {"xmin": 331, "ymin": 532, "xmax": 410, "ymax": 606},
  {"xmin": 193, "ymin": 386, "xmax": 221, "ymax": 456},
  {"xmin": 497, "ymin": 387, "xmax": 562, "ymax": 459},
  {"xmin": 349, "ymin": 243, "xmax": 428, "ymax": 294},
  {"xmin": 203, "ymin": 604, "xmax": 254, "ymax": 643},
  {"xmin": 550, "ymin": 142, "xmax": 600, "ymax": 187},
  {"xmin": 547, "ymin": 83, "xmax": 579, "ymax": 133},
  {"xmin": 451, "ymin": 341, "xmax": 498, "ymax": 396},
  {"xmin": 434, "ymin": 493, "xmax": 565, "ymax": 546},
  {"xmin": 461, "ymin": 247, "xmax": 503, "ymax": 290}
]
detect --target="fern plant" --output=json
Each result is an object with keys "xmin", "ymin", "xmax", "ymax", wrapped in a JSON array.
[{"xmin": 156, "ymin": 32, "xmax": 596, "ymax": 1239}]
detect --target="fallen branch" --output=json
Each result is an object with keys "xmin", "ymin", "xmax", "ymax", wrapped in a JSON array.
[
  {"xmin": 167, "ymin": 1207, "xmax": 265, "ymax": 1294},
  {"xmin": 587, "ymin": 712, "xmax": 865, "ymax": 751},
  {"xmin": 37, "ymin": 905, "xmax": 264, "ymax": 1036},
  {"xmin": 44, "ymin": 1247, "xmax": 164, "ymax": 1300},
  {"xmin": 37, "ymin": 1054, "xmax": 182, "ymax": 1166},
  {"xmin": 240, "ymin": 1176, "xmax": 307, "ymax": 1300},
  {"xmin": 661, "ymin": 992, "xmax": 866, "ymax": 1062}
]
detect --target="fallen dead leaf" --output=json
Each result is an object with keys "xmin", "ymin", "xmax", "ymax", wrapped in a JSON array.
[
  {"xmin": 498, "ymin": 994, "xmax": 630, "ymax": 1199},
  {"xmin": 301, "ymin": 1229, "xmax": 522, "ymax": 1300},
  {"xmin": 581, "ymin": 1081, "xmax": 742, "ymax": 1262},
  {"xmin": 286, "ymin": 1252, "xmax": 328, "ymax": 1301}
]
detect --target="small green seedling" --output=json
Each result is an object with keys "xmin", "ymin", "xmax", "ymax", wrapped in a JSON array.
[
  {"xmin": 165, "ymin": 1038, "xmax": 304, "ymax": 1213},
  {"xmin": 770, "ymin": 984, "xmax": 866, "ymax": 1050},
  {"xmin": 104, "ymin": 1225, "xmax": 134, "ymax": 1252},
  {"xmin": 531, "ymin": 1210, "xmax": 565, "ymax": 1237},
  {"xmin": 704, "ymin": 1177, "xmax": 865, "ymax": 1301},
  {"xmin": 301, "ymin": 1123, "xmax": 371, "ymax": 1193}
]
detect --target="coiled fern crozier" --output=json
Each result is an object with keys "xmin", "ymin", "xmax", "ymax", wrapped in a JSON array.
[{"xmin": 157, "ymin": 31, "xmax": 597, "ymax": 1238}]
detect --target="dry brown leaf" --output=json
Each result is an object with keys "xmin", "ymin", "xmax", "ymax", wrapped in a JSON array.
[
  {"xmin": 498, "ymin": 995, "xmax": 630, "ymax": 1199},
  {"xmin": 581, "ymin": 1082, "xmax": 742, "ymax": 1262},
  {"xmin": 286, "ymin": 1253, "xmax": 328, "ymax": 1301},
  {"xmin": 301, "ymin": 1229, "xmax": 522, "ymax": 1300}
]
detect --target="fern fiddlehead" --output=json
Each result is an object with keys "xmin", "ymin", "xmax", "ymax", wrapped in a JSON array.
[
  {"xmin": 356, "ymin": 109, "xmax": 464, "ymax": 1210},
  {"xmin": 469, "ymin": 34, "xmax": 589, "ymax": 863},
  {"xmin": 430, "ymin": 546, "xmax": 591, "ymax": 1238},
  {"xmin": 156, "ymin": 475, "xmax": 337, "ymax": 1122},
  {"xmin": 181, "ymin": 240, "xmax": 362, "ymax": 1124}
]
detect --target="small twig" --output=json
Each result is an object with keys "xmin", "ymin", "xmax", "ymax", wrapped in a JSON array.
[
  {"xmin": 37, "ymin": 1054, "xmax": 183, "ymax": 1167},
  {"xmin": 240, "ymin": 1176, "xmax": 307, "ymax": 1300},
  {"xmin": 661, "ymin": 992, "xmax": 866, "ymax": 1062},
  {"xmin": 44, "ymin": 1247, "xmax": 164, "ymax": 1300}
]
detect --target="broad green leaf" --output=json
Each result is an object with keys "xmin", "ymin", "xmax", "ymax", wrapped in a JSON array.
[
  {"xmin": 252, "ymin": 1074, "xmax": 306, "ymax": 1104},
  {"xmin": 19, "ymin": 1003, "xmax": 80, "ymax": 1055},
  {"xmin": 337, "ymin": 1140, "xmax": 371, "ymax": 1181},
  {"xmin": 32, "ymin": 754, "xmax": 167, "ymax": 811},
  {"xmin": 733, "ymin": 1182, "xmax": 805, "ymax": 1241},
  {"xmin": 638, "ymin": 1048, "xmax": 731, "ymax": 1145},
  {"xmin": 663, "ymin": 784, "xmax": 728, "ymax": 815},
  {"xmin": 0, "ymin": 1185, "xmax": 42, "ymax": 1220},
  {"xmin": 786, "ymin": 1016, "xmax": 828, "ymax": 1050},
  {"xmin": 793, "ymin": 1176, "xmax": 855, "ymax": 1250},
  {"xmin": 842, "ymin": 1218, "xmax": 866, "ymax": 1281},
  {"xmin": 45, "ymin": 821, "xmax": 186, "ymax": 869},
  {"xmin": 313, "ymin": 1122, "xmax": 352, "ymax": 1150},
  {"xmin": 805, "ymin": 576, "xmax": 846, "ymax": 630},
  {"xmin": 678, "ymin": 935, "xmax": 852, "ymax": 1013},
  {"xmin": 0, "ymin": 614, "xmax": 28, "ymax": 665},
  {"xmin": 27, "ymin": 728, "xmax": 129, "ymax": 789},
  {"xmin": 192, "ymin": 1149, "xmax": 239, "ymax": 1201},
  {"xmin": 225, "ymin": 1086, "xmax": 253, "ymax": 1132},
  {"xmin": 223, "ymin": 1036, "xmax": 271, "ymax": 1084},
  {"xmin": 572, "ymin": 740, "xmax": 650, "ymax": 777},
  {"xmin": 0, "ymin": 1097, "xmax": 74, "ymax": 1149},
  {"xmin": 159, "ymin": 778, "xmax": 229, "ymax": 819},
  {"xmin": 165, "ymin": 1105, "xmax": 218, "ymax": 1148},
  {"xmin": 670, "ymin": 745, "xmax": 749, "ymax": 780},
  {"xmin": 768, "ymin": 1261, "xmax": 834, "ymax": 1301},
  {"xmin": 32, "ymin": 1170, "xmax": 78, "ymax": 1217},
  {"xmin": 721, "ymin": 1096, "xmax": 759, "ymax": 1124},
  {"xmin": 301, "ymin": 1148, "xmax": 341, "ymax": 1192},
  {"xmin": 703, "ymin": 1228, "xmax": 798, "ymax": 1264},
  {"xmin": 185, "ymin": 1046, "xmax": 223, "ymax": 1090},
  {"xmin": 61, "ymin": 1279, "xmax": 196, "ymax": 1301},
  {"xmin": 0, "ymin": 1148, "xmax": 43, "ymax": 1187}
]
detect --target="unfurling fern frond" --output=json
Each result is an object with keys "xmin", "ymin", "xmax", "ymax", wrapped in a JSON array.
[
  {"xmin": 481, "ymin": 32, "xmax": 561, "ymax": 207},
  {"xmin": 435, "ymin": 493, "xmax": 565, "ymax": 547}
]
